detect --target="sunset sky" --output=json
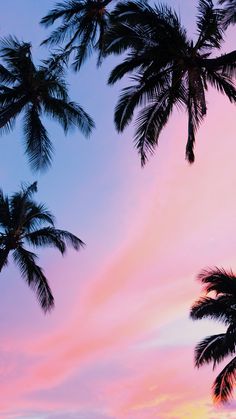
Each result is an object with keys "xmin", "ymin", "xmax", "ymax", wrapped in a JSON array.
[{"xmin": 1, "ymin": 1, "xmax": 236, "ymax": 418}]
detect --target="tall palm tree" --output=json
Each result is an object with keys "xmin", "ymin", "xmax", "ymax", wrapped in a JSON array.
[
  {"xmin": 190, "ymin": 268, "xmax": 236, "ymax": 403},
  {"xmin": 0, "ymin": 182, "xmax": 84, "ymax": 312},
  {"xmin": 104, "ymin": 0, "xmax": 236, "ymax": 165},
  {"xmin": 219, "ymin": 0, "xmax": 236, "ymax": 28},
  {"xmin": 40, "ymin": 0, "xmax": 114, "ymax": 70},
  {"xmin": 0, "ymin": 36, "xmax": 94, "ymax": 171}
]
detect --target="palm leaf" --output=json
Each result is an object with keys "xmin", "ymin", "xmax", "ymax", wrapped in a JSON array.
[
  {"xmin": 59, "ymin": 101, "xmax": 95, "ymax": 136},
  {"xmin": 41, "ymin": 17, "xmax": 80, "ymax": 47},
  {"xmin": 0, "ymin": 97, "xmax": 28, "ymax": 134},
  {"xmin": 134, "ymin": 98, "xmax": 173, "ymax": 166},
  {"xmin": 198, "ymin": 268, "xmax": 236, "ymax": 296},
  {"xmin": 24, "ymin": 227, "xmax": 84, "ymax": 254},
  {"xmin": 23, "ymin": 105, "xmax": 54, "ymax": 172},
  {"xmin": 13, "ymin": 246, "xmax": 54, "ymax": 312},
  {"xmin": 24, "ymin": 227, "xmax": 66, "ymax": 254},
  {"xmin": 195, "ymin": 0, "xmax": 224, "ymax": 50},
  {"xmin": 22, "ymin": 202, "xmax": 55, "ymax": 232},
  {"xmin": 205, "ymin": 69, "xmax": 236, "ymax": 102},
  {"xmin": 213, "ymin": 356, "xmax": 236, "ymax": 403},
  {"xmin": 0, "ymin": 190, "xmax": 11, "ymax": 229},
  {"xmin": 70, "ymin": 20, "xmax": 96, "ymax": 71},
  {"xmin": 219, "ymin": 0, "xmax": 236, "ymax": 28},
  {"xmin": 108, "ymin": 55, "xmax": 147, "ymax": 85},
  {"xmin": 194, "ymin": 333, "xmax": 236, "ymax": 369},
  {"xmin": 0, "ymin": 36, "xmax": 34, "ymax": 74},
  {"xmin": 203, "ymin": 50, "xmax": 236, "ymax": 72},
  {"xmin": 52, "ymin": 229, "xmax": 85, "ymax": 250},
  {"xmin": 0, "ymin": 65, "xmax": 17, "ymax": 85},
  {"xmin": 0, "ymin": 248, "xmax": 10, "ymax": 271},
  {"xmin": 190, "ymin": 295, "xmax": 236, "ymax": 324},
  {"xmin": 41, "ymin": 1, "xmax": 85, "ymax": 27}
]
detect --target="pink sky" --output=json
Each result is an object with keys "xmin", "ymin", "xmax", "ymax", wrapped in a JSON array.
[{"xmin": 0, "ymin": 1, "xmax": 236, "ymax": 418}]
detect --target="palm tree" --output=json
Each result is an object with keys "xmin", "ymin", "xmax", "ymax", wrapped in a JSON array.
[
  {"xmin": 0, "ymin": 182, "xmax": 84, "ymax": 312},
  {"xmin": 40, "ymin": 0, "xmax": 114, "ymax": 70},
  {"xmin": 190, "ymin": 268, "xmax": 236, "ymax": 403},
  {"xmin": 0, "ymin": 36, "xmax": 94, "ymax": 171},
  {"xmin": 104, "ymin": 0, "xmax": 236, "ymax": 165},
  {"xmin": 219, "ymin": 0, "xmax": 236, "ymax": 28}
]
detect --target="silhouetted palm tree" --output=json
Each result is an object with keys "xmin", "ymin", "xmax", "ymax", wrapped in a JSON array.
[
  {"xmin": 41, "ymin": 0, "xmax": 114, "ymax": 70},
  {"xmin": 190, "ymin": 268, "xmax": 236, "ymax": 403},
  {"xmin": 219, "ymin": 0, "xmax": 236, "ymax": 28},
  {"xmin": 0, "ymin": 36, "xmax": 94, "ymax": 171},
  {"xmin": 104, "ymin": 0, "xmax": 236, "ymax": 165},
  {"xmin": 0, "ymin": 182, "xmax": 84, "ymax": 312}
]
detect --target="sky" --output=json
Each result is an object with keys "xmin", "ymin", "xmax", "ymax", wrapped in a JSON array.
[{"xmin": 0, "ymin": 0, "xmax": 236, "ymax": 418}]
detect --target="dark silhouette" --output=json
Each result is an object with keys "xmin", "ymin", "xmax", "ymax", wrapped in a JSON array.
[
  {"xmin": 0, "ymin": 182, "xmax": 84, "ymax": 312},
  {"xmin": 190, "ymin": 268, "xmax": 236, "ymax": 403},
  {"xmin": 41, "ymin": 0, "xmax": 114, "ymax": 70},
  {"xmin": 104, "ymin": 0, "xmax": 236, "ymax": 165},
  {"xmin": 219, "ymin": 0, "xmax": 236, "ymax": 28},
  {"xmin": 0, "ymin": 36, "xmax": 94, "ymax": 171}
]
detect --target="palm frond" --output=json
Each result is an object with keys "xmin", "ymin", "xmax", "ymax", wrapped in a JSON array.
[
  {"xmin": 0, "ymin": 86, "xmax": 26, "ymax": 108},
  {"xmin": 40, "ymin": 0, "xmax": 85, "ymax": 27},
  {"xmin": 59, "ymin": 101, "xmax": 95, "ymax": 136},
  {"xmin": 198, "ymin": 268, "xmax": 236, "ymax": 296},
  {"xmin": 0, "ymin": 65, "xmax": 17, "ymax": 85},
  {"xmin": 195, "ymin": 0, "xmax": 224, "ymax": 50},
  {"xmin": 213, "ymin": 356, "xmax": 236, "ymax": 403},
  {"xmin": 186, "ymin": 70, "xmax": 207, "ymax": 163},
  {"xmin": 134, "ymin": 97, "xmax": 173, "ymax": 166},
  {"xmin": 41, "ymin": 71, "xmax": 69, "ymax": 101},
  {"xmin": 107, "ymin": 0, "xmax": 187, "ymax": 54},
  {"xmin": 114, "ymin": 77, "xmax": 159, "ymax": 133},
  {"xmin": 22, "ymin": 202, "xmax": 55, "ymax": 232},
  {"xmin": 190, "ymin": 295, "xmax": 236, "ymax": 324},
  {"xmin": 70, "ymin": 20, "xmax": 95, "ymax": 71},
  {"xmin": 108, "ymin": 55, "xmax": 146, "ymax": 85},
  {"xmin": 219, "ymin": 0, "xmax": 236, "ymax": 28},
  {"xmin": 194, "ymin": 333, "xmax": 236, "ymax": 368},
  {"xmin": 9, "ymin": 183, "xmax": 38, "ymax": 231},
  {"xmin": 205, "ymin": 69, "xmax": 236, "ymax": 102},
  {"xmin": 133, "ymin": 77, "xmax": 185, "ymax": 165},
  {"xmin": 0, "ymin": 190, "xmax": 11, "ymax": 229},
  {"xmin": 96, "ymin": 14, "xmax": 109, "ymax": 66},
  {"xmin": 13, "ymin": 246, "xmax": 54, "ymax": 312},
  {"xmin": 114, "ymin": 66, "xmax": 174, "ymax": 130},
  {"xmin": 24, "ymin": 227, "xmax": 66, "ymax": 254},
  {"xmin": 52, "ymin": 229, "xmax": 85, "ymax": 250},
  {"xmin": 41, "ymin": 18, "xmax": 79, "ymax": 47},
  {"xmin": 21, "ymin": 181, "xmax": 38, "ymax": 198},
  {"xmin": 23, "ymin": 106, "xmax": 54, "ymax": 172},
  {"xmin": 24, "ymin": 227, "xmax": 84, "ymax": 254},
  {"xmin": 42, "ymin": 48, "xmax": 71, "ymax": 74},
  {"xmin": 0, "ymin": 36, "xmax": 34, "ymax": 74},
  {"xmin": 0, "ymin": 97, "xmax": 28, "ymax": 134},
  {"xmin": 42, "ymin": 96, "xmax": 70, "ymax": 132},
  {"xmin": 0, "ymin": 248, "xmax": 10, "ymax": 271},
  {"xmin": 203, "ymin": 50, "xmax": 236, "ymax": 72}
]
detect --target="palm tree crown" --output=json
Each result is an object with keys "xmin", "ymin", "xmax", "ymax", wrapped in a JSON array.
[
  {"xmin": 41, "ymin": 0, "xmax": 114, "ymax": 70},
  {"xmin": 0, "ymin": 36, "xmax": 95, "ymax": 171},
  {"xmin": 190, "ymin": 268, "xmax": 236, "ymax": 403},
  {"xmin": 104, "ymin": 0, "xmax": 236, "ymax": 165},
  {"xmin": 0, "ymin": 182, "xmax": 84, "ymax": 312},
  {"xmin": 219, "ymin": 0, "xmax": 236, "ymax": 28}
]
